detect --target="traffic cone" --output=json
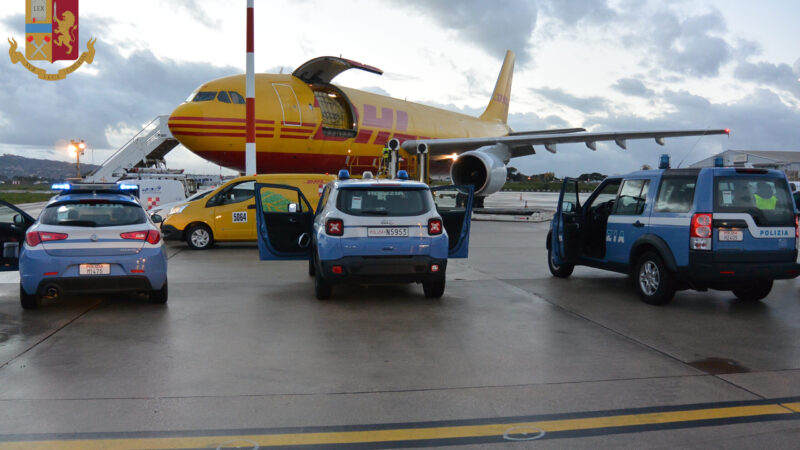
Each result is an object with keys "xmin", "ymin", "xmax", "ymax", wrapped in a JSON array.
[{"xmin": 524, "ymin": 200, "xmax": 528, "ymax": 208}]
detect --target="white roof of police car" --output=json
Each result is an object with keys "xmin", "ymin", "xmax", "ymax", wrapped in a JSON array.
[{"xmin": 333, "ymin": 178, "xmax": 429, "ymax": 189}]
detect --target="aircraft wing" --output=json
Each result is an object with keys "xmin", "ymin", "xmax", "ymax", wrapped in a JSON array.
[{"xmin": 400, "ymin": 129, "xmax": 730, "ymax": 160}]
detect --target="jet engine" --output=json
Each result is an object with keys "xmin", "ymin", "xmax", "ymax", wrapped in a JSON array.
[{"xmin": 449, "ymin": 144, "xmax": 510, "ymax": 197}]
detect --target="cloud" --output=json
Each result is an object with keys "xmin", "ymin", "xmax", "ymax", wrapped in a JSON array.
[
  {"xmin": 392, "ymin": 0, "xmax": 538, "ymax": 65},
  {"xmin": 735, "ymin": 61, "xmax": 800, "ymax": 100},
  {"xmin": 0, "ymin": 18, "xmax": 239, "ymax": 151},
  {"xmin": 543, "ymin": 0, "xmax": 617, "ymax": 25},
  {"xmin": 648, "ymin": 9, "xmax": 731, "ymax": 77},
  {"xmin": 177, "ymin": 0, "xmax": 220, "ymax": 28},
  {"xmin": 533, "ymin": 87, "xmax": 606, "ymax": 113},
  {"xmin": 612, "ymin": 78, "xmax": 655, "ymax": 97}
]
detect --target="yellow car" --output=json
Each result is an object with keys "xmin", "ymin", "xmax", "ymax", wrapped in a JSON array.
[{"xmin": 161, "ymin": 174, "xmax": 336, "ymax": 250}]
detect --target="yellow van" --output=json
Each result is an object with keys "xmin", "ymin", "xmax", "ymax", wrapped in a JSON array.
[{"xmin": 161, "ymin": 174, "xmax": 336, "ymax": 249}]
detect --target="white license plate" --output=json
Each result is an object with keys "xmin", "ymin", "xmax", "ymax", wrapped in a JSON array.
[
  {"xmin": 719, "ymin": 230, "xmax": 743, "ymax": 242},
  {"xmin": 368, "ymin": 227, "xmax": 408, "ymax": 237},
  {"xmin": 79, "ymin": 264, "xmax": 110, "ymax": 275}
]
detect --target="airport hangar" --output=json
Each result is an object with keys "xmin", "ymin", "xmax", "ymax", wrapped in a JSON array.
[{"xmin": 691, "ymin": 150, "xmax": 800, "ymax": 179}]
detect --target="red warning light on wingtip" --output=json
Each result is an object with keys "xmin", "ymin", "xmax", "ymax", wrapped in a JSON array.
[{"xmin": 725, "ymin": 128, "xmax": 731, "ymax": 134}]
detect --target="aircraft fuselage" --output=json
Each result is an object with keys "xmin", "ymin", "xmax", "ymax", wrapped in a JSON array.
[{"xmin": 168, "ymin": 74, "xmax": 510, "ymax": 175}]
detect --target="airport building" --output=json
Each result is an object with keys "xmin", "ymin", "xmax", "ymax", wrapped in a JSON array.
[{"xmin": 690, "ymin": 149, "xmax": 800, "ymax": 179}]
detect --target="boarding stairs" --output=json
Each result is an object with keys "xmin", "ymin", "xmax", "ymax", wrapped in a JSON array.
[{"xmin": 84, "ymin": 116, "xmax": 179, "ymax": 183}]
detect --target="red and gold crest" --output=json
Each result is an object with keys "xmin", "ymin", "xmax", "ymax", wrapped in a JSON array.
[{"xmin": 8, "ymin": 0, "xmax": 97, "ymax": 80}]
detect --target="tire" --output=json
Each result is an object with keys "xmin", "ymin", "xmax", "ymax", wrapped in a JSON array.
[
  {"xmin": 314, "ymin": 272, "xmax": 332, "ymax": 300},
  {"xmin": 733, "ymin": 280, "xmax": 773, "ymax": 302},
  {"xmin": 548, "ymin": 247, "xmax": 574, "ymax": 278},
  {"xmin": 186, "ymin": 224, "xmax": 213, "ymax": 250},
  {"xmin": 634, "ymin": 251, "xmax": 675, "ymax": 305},
  {"xmin": 149, "ymin": 280, "xmax": 168, "ymax": 304},
  {"xmin": 20, "ymin": 284, "xmax": 41, "ymax": 310},
  {"xmin": 423, "ymin": 273, "xmax": 446, "ymax": 298}
]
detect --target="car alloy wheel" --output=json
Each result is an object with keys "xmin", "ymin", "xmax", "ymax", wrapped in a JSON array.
[
  {"xmin": 190, "ymin": 228, "xmax": 210, "ymax": 248},
  {"xmin": 638, "ymin": 260, "xmax": 660, "ymax": 296}
]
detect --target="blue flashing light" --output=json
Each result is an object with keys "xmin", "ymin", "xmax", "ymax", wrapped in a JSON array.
[
  {"xmin": 714, "ymin": 156, "xmax": 724, "ymax": 168},
  {"xmin": 338, "ymin": 169, "xmax": 350, "ymax": 180},
  {"xmin": 397, "ymin": 170, "xmax": 409, "ymax": 180},
  {"xmin": 118, "ymin": 183, "xmax": 138, "ymax": 190},
  {"xmin": 658, "ymin": 154, "xmax": 670, "ymax": 170},
  {"xmin": 51, "ymin": 183, "xmax": 71, "ymax": 190}
]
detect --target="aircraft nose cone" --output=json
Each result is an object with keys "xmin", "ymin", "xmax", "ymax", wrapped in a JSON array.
[{"xmin": 169, "ymin": 102, "xmax": 202, "ymax": 123}]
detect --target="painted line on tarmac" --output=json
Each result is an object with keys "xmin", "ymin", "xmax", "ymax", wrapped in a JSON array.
[{"xmin": 1, "ymin": 397, "xmax": 799, "ymax": 449}]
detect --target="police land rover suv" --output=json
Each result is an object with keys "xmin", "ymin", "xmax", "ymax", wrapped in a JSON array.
[
  {"xmin": 252, "ymin": 170, "xmax": 474, "ymax": 300},
  {"xmin": 548, "ymin": 162, "xmax": 800, "ymax": 305}
]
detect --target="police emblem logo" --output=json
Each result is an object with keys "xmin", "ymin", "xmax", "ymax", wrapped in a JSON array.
[{"xmin": 7, "ymin": 0, "xmax": 97, "ymax": 80}]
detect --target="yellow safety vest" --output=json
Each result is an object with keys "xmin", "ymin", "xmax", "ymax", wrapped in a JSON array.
[{"xmin": 754, "ymin": 194, "xmax": 777, "ymax": 210}]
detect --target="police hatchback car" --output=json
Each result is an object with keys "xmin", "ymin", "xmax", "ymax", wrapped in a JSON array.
[
  {"xmin": 548, "ymin": 161, "xmax": 800, "ymax": 305},
  {"xmin": 254, "ymin": 171, "xmax": 474, "ymax": 299},
  {"xmin": 17, "ymin": 183, "xmax": 168, "ymax": 309}
]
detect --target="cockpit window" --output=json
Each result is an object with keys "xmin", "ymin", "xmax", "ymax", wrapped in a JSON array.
[
  {"xmin": 217, "ymin": 91, "xmax": 231, "ymax": 103},
  {"xmin": 229, "ymin": 91, "xmax": 246, "ymax": 104},
  {"xmin": 192, "ymin": 91, "xmax": 217, "ymax": 102}
]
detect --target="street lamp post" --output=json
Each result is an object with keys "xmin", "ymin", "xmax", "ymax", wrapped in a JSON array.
[{"xmin": 69, "ymin": 139, "xmax": 86, "ymax": 178}]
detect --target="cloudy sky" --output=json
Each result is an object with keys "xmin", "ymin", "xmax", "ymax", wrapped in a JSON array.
[{"xmin": 0, "ymin": 0, "xmax": 798, "ymax": 176}]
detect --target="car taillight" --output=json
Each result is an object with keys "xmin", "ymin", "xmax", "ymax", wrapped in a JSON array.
[
  {"xmin": 121, "ymin": 230, "xmax": 161, "ymax": 245},
  {"xmin": 428, "ymin": 218, "xmax": 443, "ymax": 235},
  {"xmin": 25, "ymin": 231, "xmax": 68, "ymax": 247},
  {"xmin": 326, "ymin": 219, "xmax": 343, "ymax": 236},
  {"xmin": 691, "ymin": 213, "xmax": 712, "ymax": 250},
  {"xmin": 795, "ymin": 216, "xmax": 799, "ymax": 239}
]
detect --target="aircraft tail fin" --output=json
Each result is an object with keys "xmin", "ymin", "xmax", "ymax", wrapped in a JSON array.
[{"xmin": 480, "ymin": 50, "xmax": 515, "ymax": 124}]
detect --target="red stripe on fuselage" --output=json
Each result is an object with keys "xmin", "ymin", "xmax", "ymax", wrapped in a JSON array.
[
  {"xmin": 169, "ymin": 124, "xmax": 274, "ymax": 131},
  {"xmin": 169, "ymin": 116, "xmax": 274, "ymax": 124},
  {"xmin": 192, "ymin": 150, "xmax": 414, "ymax": 174},
  {"xmin": 172, "ymin": 131, "xmax": 275, "ymax": 138},
  {"xmin": 374, "ymin": 131, "xmax": 391, "ymax": 146},
  {"xmin": 353, "ymin": 129, "xmax": 373, "ymax": 144}
]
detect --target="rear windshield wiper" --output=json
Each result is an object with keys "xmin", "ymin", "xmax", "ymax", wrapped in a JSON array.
[
  {"xmin": 360, "ymin": 210, "xmax": 388, "ymax": 215},
  {"xmin": 57, "ymin": 220, "xmax": 97, "ymax": 227}
]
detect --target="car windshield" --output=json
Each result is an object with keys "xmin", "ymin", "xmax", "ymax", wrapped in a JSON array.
[
  {"xmin": 336, "ymin": 187, "xmax": 432, "ymax": 216},
  {"xmin": 40, "ymin": 201, "xmax": 146, "ymax": 227},
  {"xmin": 714, "ymin": 176, "xmax": 794, "ymax": 226}
]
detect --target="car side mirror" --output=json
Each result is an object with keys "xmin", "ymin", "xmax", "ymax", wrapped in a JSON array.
[
  {"xmin": 288, "ymin": 203, "xmax": 298, "ymax": 213},
  {"xmin": 297, "ymin": 232, "xmax": 311, "ymax": 248},
  {"xmin": 562, "ymin": 201, "xmax": 575, "ymax": 213},
  {"xmin": 13, "ymin": 214, "xmax": 25, "ymax": 226},
  {"xmin": 151, "ymin": 214, "xmax": 163, "ymax": 224}
]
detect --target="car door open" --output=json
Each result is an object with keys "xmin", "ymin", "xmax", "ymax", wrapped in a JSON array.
[
  {"xmin": 0, "ymin": 200, "xmax": 35, "ymax": 272},
  {"xmin": 552, "ymin": 178, "xmax": 582, "ymax": 264},
  {"xmin": 430, "ymin": 185, "xmax": 474, "ymax": 258},
  {"xmin": 255, "ymin": 183, "xmax": 314, "ymax": 260}
]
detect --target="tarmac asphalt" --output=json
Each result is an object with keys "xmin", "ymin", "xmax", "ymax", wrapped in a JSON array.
[{"xmin": 0, "ymin": 218, "xmax": 799, "ymax": 448}]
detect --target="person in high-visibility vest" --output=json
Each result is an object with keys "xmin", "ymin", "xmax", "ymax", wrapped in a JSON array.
[{"xmin": 754, "ymin": 182, "xmax": 777, "ymax": 210}]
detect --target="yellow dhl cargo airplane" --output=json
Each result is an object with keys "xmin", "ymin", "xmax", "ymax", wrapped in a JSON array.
[{"xmin": 169, "ymin": 50, "xmax": 728, "ymax": 204}]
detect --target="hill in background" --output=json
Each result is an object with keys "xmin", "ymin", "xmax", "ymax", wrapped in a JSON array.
[{"xmin": 0, "ymin": 154, "xmax": 99, "ymax": 182}]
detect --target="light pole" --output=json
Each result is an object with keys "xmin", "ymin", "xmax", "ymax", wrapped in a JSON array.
[{"xmin": 69, "ymin": 139, "xmax": 86, "ymax": 178}]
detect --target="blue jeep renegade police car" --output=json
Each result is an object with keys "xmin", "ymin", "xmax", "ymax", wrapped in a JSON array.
[
  {"xmin": 253, "ymin": 171, "xmax": 474, "ymax": 300},
  {"xmin": 548, "ymin": 162, "xmax": 800, "ymax": 305}
]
